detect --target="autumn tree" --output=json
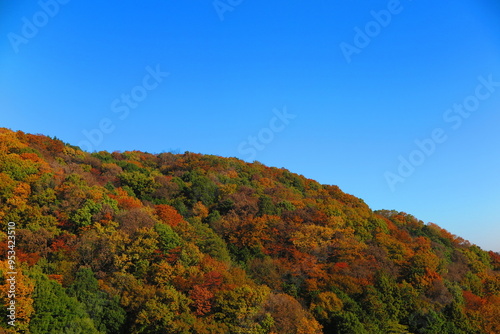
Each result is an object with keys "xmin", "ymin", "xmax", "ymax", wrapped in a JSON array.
[
  {"xmin": 28, "ymin": 268, "xmax": 100, "ymax": 333},
  {"xmin": 68, "ymin": 268, "xmax": 126, "ymax": 333}
]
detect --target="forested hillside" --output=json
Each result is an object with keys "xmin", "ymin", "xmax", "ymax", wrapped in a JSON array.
[{"xmin": 0, "ymin": 128, "xmax": 499, "ymax": 333}]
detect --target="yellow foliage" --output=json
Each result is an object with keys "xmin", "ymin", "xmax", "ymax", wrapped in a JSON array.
[
  {"xmin": 310, "ymin": 291, "xmax": 343, "ymax": 320},
  {"xmin": 0, "ymin": 261, "xmax": 35, "ymax": 331}
]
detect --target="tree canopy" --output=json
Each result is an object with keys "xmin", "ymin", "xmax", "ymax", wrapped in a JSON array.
[{"xmin": 0, "ymin": 128, "xmax": 498, "ymax": 333}]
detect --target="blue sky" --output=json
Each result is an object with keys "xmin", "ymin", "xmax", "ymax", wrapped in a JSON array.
[{"xmin": 1, "ymin": 0, "xmax": 499, "ymax": 252}]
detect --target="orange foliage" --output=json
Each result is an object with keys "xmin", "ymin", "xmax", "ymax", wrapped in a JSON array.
[
  {"xmin": 166, "ymin": 246, "xmax": 183, "ymax": 264},
  {"xmin": 16, "ymin": 250, "xmax": 40, "ymax": 266},
  {"xmin": 334, "ymin": 262, "xmax": 349, "ymax": 270},
  {"xmin": 189, "ymin": 285, "xmax": 214, "ymax": 316},
  {"xmin": 155, "ymin": 204, "xmax": 184, "ymax": 227},
  {"xmin": 0, "ymin": 261, "xmax": 34, "ymax": 329},
  {"xmin": 192, "ymin": 201, "xmax": 209, "ymax": 219},
  {"xmin": 479, "ymin": 295, "xmax": 500, "ymax": 334},
  {"xmin": 225, "ymin": 215, "xmax": 270, "ymax": 249},
  {"xmin": 265, "ymin": 293, "xmax": 323, "ymax": 334},
  {"xmin": 50, "ymin": 233, "xmax": 76, "ymax": 254},
  {"xmin": 110, "ymin": 187, "xmax": 143, "ymax": 210},
  {"xmin": 48, "ymin": 274, "xmax": 64, "ymax": 284},
  {"xmin": 463, "ymin": 290, "xmax": 487, "ymax": 311}
]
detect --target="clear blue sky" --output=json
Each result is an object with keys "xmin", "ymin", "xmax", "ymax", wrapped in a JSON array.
[{"xmin": 1, "ymin": 0, "xmax": 499, "ymax": 252}]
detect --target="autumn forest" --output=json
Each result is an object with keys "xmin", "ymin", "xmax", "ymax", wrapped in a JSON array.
[{"xmin": 0, "ymin": 128, "xmax": 499, "ymax": 333}]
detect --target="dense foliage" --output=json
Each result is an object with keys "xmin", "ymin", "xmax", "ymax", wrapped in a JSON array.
[{"xmin": 0, "ymin": 128, "xmax": 499, "ymax": 333}]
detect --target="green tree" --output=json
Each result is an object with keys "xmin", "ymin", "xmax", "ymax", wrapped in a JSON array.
[
  {"xmin": 71, "ymin": 199, "xmax": 101, "ymax": 228},
  {"xmin": 68, "ymin": 268, "xmax": 126, "ymax": 334},
  {"xmin": 407, "ymin": 309, "xmax": 447, "ymax": 334},
  {"xmin": 155, "ymin": 223, "xmax": 183, "ymax": 252},
  {"xmin": 118, "ymin": 171, "xmax": 157, "ymax": 199},
  {"xmin": 28, "ymin": 268, "xmax": 101, "ymax": 334},
  {"xmin": 182, "ymin": 170, "xmax": 219, "ymax": 206},
  {"xmin": 191, "ymin": 220, "xmax": 231, "ymax": 263},
  {"xmin": 214, "ymin": 285, "xmax": 271, "ymax": 334},
  {"xmin": 132, "ymin": 286, "xmax": 194, "ymax": 334},
  {"xmin": 258, "ymin": 195, "xmax": 277, "ymax": 216},
  {"xmin": 331, "ymin": 312, "xmax": 369, "ymax": 334}
]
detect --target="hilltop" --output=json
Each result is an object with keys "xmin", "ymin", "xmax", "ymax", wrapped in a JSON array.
[{"xmin": 0, "ymin": 128, "xmax": 499, "ymax": 333}]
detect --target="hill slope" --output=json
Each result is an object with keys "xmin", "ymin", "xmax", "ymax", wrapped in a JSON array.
[{"xmin": 0, "ymin": 128, "xmax": 499, "ymax": 333}]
